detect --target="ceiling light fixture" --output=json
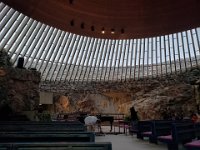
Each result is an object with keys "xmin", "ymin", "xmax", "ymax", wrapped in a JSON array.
[
  {"xmin": 70, "ymin": 20, "xmax": 74, "ymax": 26},
  {"xmin": 81, "ymin": 23, "xmax": 84, "ymax": 29},
  {"xmin": 101, "ymin": 27, "xmax": 105, "ymax": 34},
  {"xmin": 91, "ymin": 26, "xmax": 95, "ymax": 31},
  {"xmin": 111, "ymin": 28, "xmax": 115, "ymax": 34},
  {"xmin": 121, "ymin": 28, "xmax": 125, "ymax": 34}
]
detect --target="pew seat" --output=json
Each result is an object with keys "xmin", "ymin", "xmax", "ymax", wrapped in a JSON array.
[
  {"xmin": 158, "ymin": 122, "xmax": 195, "ymax": 150},
  {"xmin": 184, "ymin": 140, "xmax": 200, "ymax": 150},
  {"xmin": 136, "ymin": 120, "xmax": 152, "ymax": 139}
]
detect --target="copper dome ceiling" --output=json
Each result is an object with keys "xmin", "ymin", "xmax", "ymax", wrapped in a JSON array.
[{"xmin": 1, "ymin": 0, "xmax": 200, "ymax": 39}]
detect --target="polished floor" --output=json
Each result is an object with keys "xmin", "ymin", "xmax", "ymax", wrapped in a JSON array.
[
  {"xmin": 95, "ymin": 126, "xmax": 186, "ymax": 150},
  {"xmin": 96, "ymin": 134, "xmax": 188, "ymax": 150}
]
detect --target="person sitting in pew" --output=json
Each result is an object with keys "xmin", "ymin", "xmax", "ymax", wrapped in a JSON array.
[{"xmin": 190, "ymin": 111, "xmax": 200, "ymax": 123}]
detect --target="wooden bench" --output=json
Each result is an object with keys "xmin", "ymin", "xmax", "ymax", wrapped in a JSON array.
[
  {"xmin": 149, "ymin": 120, "xmax": 172, "ymax": 144},
  {"xmin": 0, "ymin": 121, "xmax": 86, "ymax": 132},
  {"xmin": 194, "ymin": 122, "xmax": 200, "ymax": 139},
  {"xmin": 0, "ymin": 131, "xmax": 95, "ymax": 142},
  {"xmin": 184, "ymin": 122, "xmax": 200, "ymax": 150},
  {"xmin": 136, "ymin": 120, "xmax": 152, "ymax": 139},
  {"xmin": 158, "ymin": 122, "xmax": 196, "ymax": 150},
  {"xmin": 0, "ymin": 142, "xmax": 112, "ymax": 150},
  {"xmin": 148, "ymin": 119, "xmax": 193, "ymax": 144},
  {"xmin": 0, "ymin": 120, "xmax": 82, "ymax": 124}
]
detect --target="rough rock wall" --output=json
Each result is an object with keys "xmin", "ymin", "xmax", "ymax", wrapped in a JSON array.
[
  {"xmin": 0, "ymin": 49, "xmax": 41, "ymax": 114},
  {"xmin": 41, "ymin": 68, "xmax": 200, "ymax": 120},
  {"xmin": 1, "ymin": 49, "xmax": 198, "ymax": 120},
  {"xmin": 0, "ymin": 67, "xmax": 41, "ymax": 113}
]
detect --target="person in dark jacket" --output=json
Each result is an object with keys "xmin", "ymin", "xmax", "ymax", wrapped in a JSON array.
[{"xmin": 130, "ymin": 106, "xmax": 138, "ymax": 121}]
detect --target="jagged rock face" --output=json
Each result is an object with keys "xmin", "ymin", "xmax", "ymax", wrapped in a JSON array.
[
  {"xmin": 133, "ymin": 84, "xmax": 195, "ymax": 120},
  {"xmin": 54, "ymin": 94, "xmax": 116, "ymax": 114},
  {"xmin": 0, "ymin": 50, "xmax": 199, "ymax": 120},
  {"xmin": 0, "ymin": 67, "xmax": 198, "ymax": 120},
  {"xmin": 0, "ymin": 67, "xmax": 41, "ymax": 113},
  {"xmin": 53, "ymin": 80, "xmax": 196, "ymax": 120},
  {"xmin": 0, "ymin": 50, "xmax": 41, "ymax": 114},
  {"xmin": 51, "ymin": 68, "xmax": 200, "ymax": 120}
]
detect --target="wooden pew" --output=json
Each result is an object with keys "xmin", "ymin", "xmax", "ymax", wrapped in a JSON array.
[
  {"xmin": 184, "ymin": 122, "xmax": 200, "ymax": 150},
  {"xmin": 136, "ymin": 120, "xmax": 152, "ymax": 139},
  {"xmin": 0, "ymin": 142, "xmax": 112, "ymax": 150},
  {"xmin": 0, "ymin": 120, "xmax": 82, "ymax": 124},
  {"xmin": 149, "ymin": 119, "xmax": 193, "ymax": 144},
  {"xmin": 158, "ymin": 122, "xmax": 196, "ymax": 150},
  {"xmin": 0, "ymin": 131, "xmax": 95, "ymax": 142},
  {"xmin": 0, "ymin": 121, "xmax": 112, "ymax": 149},
  {"xmin": 195, "ymin": 122, "xmax": 200, "ymax": 139},
  {"xmin": 149, "ymin": 120, "xmax": 172, "ymax": 144},
  {"xmin": 0, "ymin": 121, "xmax": 86, "ymax": 132}
]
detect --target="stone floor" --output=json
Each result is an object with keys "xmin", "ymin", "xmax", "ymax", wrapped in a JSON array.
[{"xmin": 95, "ymin": 125, "xmax": 187, "ymax": 150}]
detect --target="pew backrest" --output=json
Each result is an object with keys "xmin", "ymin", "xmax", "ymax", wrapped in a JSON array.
[
  {"xmin": 136, "ymin": 120, "xmax": 152, "ymax": 139},
  {"xmin": 152, "ymin": 120, "xmax": 172, "ymax": 137},
  {"xmin": 149, "ymin": 120, "xmax": 172, "ymax": 143},
  {"xmin": 0, "ymin": 121, "xmax": 86, "ymax": 132},
  {"xmin": 138, "ymin": 120, "xmax": 152, "ymax": 133},
  {"xmin": 195, "ymin": 122, "xmax": 200, "ymax": 137},
  {"xmin": 172, "ymin": 122, "xmax": 196, "ymax": 143},
  {"xmin": 0, "ymin": 142, "xmax": 112, "ymax": 150},
  {"xmin": 0, "ymin": 132, "xmax": 95, "ymax": 142}
]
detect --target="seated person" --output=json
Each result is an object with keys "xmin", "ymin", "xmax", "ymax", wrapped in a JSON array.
[
  {"xmin": 84, "ymin": 115, "xmax": 103, "ymax": 133},
  {"xmin": 190, "ymin": 112, "xmax": 200, "ymax": 123}
]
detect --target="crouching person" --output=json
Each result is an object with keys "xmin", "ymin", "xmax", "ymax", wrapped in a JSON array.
[{"xmin": 84, "ymin": 115, "xmax": 104, "ymax": 134}]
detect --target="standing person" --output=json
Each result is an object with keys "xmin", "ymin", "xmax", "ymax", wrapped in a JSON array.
[
  {"xmin": 130, "ymin": 106, "xmax": 139, "ymax": 122},
  {"xmin": 84, "ymin": 115, "xmax": 103, "ymax": 134},
  {"xmin": 129, "ymin": 106, "xmax": 139, "ymax": 135}
]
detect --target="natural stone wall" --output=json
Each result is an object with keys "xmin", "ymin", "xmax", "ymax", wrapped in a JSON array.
[
  {"xmin": 0, "ymin": 67, "xmax": 41, "ymax": 113},
  {"xmin": 1, "ymin": 49, "xmax": 199, "ymax": 121},
  {"xmin": 0, "ymin": 50, "xmax": 41, "ymax": 118},
  {"xmin": 41, "ymin": 67, "xmax": 200, "ymax": 120}
]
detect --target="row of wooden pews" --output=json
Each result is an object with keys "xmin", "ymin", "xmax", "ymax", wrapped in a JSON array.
[
  {"xmin": 130, "ymin": 119, "xmax": 200, "ymax": 150},
  {"xmin": 0, "ymin": 121, "xmax": 112, "ymax": 150}
]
